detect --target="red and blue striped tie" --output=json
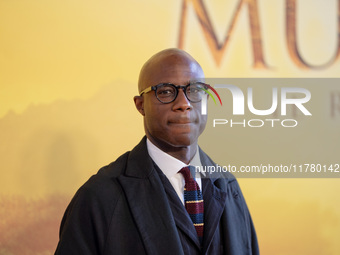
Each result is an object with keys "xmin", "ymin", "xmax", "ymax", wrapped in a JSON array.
[{"xmin": 179, "ymin": 166, "xmax": 204, "ymax": 244}]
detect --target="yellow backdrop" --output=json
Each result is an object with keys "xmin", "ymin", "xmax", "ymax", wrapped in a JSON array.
[{"xmin": 1, "ymin": 0, "xmax": 339, "ymax": 254}]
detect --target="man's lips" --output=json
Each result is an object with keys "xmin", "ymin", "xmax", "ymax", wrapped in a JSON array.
[
  {"xmin": 168, "ymin": 115, "xmax": 197, "ymax": 124},
  {"xmin": 168, "ymin": 118, "xmax": 195, "ymax": 124},
  {"xmin": 168, "ymin": 120, "xmax": 196, "ymax": 131},
  {"xmin": 169, "ymin": 121, "xmax": 192, "ymax": 124}
]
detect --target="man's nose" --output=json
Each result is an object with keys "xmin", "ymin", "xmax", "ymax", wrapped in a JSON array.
[{"xmin": 172, "ymin": 89, "xmax": 192, "ymax": 111}]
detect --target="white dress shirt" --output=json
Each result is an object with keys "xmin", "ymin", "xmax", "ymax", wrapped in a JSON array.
[{"xmin": 146, "ymin": 138, "xmax": 204, "ymax": 205}]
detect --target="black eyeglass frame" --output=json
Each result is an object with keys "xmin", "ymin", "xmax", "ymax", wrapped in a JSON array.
[{"xmin": 139, "ymin": 81, "xmax": 209, "ymax": 104}]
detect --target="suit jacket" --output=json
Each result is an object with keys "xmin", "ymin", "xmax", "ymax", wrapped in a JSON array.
[{"xmin": 55, "ymin": 137, "xmax": 259, "ymax": 255}]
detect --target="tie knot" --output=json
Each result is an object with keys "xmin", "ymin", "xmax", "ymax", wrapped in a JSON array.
[{"xmin": 179, "ymin": 166, "xmax": 195, "ymax": 182}]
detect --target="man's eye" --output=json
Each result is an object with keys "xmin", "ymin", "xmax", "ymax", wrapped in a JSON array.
[
  {"xmin": 188, "ymin": 86, "xmax": 203, "ymax": 94},
  {"xmin": 189, "ymin": 88, "xmax": 199, "ymax": 93},
  {"xmin": 158, "ymin": 89, "xmax": 174, "ymax": 96}
]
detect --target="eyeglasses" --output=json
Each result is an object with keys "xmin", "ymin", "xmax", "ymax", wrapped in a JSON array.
[{"xmin": 139, "ymin": 81, "xmax": 209, "ymax": 104}]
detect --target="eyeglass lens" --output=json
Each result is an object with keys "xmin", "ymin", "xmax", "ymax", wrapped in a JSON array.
[{"xmin": 156, "ymin": 83, "xmax": 206, "ymax": 103}]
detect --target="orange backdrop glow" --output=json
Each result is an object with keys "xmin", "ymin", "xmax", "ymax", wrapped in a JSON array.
[{"xmin": 1, "ymin": 0, "xmax": 339, "ymax": 254}]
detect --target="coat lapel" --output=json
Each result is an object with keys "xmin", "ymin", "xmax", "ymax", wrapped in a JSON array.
[
  {"xmin": 201, "ymin": 178, "xmax": 227, "ymax": 252},
  {"xmin": 156, "ymin": 166, "xmax": 202, "ymax": 250},
  {"xmin": 117, "ymin": 138, "xmax": 184, "ymax": 255},
  {"xmin": 199, "ymin": 148, "xmax": 228, "ymax": 253}
]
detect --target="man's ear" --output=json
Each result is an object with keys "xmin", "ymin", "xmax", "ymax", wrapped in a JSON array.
[{"xmin": 134, "ymin": 96, "xmax": 145, "ymax": 116}]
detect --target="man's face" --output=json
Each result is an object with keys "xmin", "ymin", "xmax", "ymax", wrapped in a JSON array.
[{"xmin": 137, "ymin": 53, "xmax": 207, "ymax": 150}]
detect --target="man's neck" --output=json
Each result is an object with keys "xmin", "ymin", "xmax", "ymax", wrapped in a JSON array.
[
  {"xmin": 146, "ymin": 136, "xmax": 197, "ymax": 165},
  {"xmin": 166, "ymin": 146, "xmax": 196, "ymax": 165}
]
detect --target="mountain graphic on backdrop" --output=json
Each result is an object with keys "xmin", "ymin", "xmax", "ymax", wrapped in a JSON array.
[{"xmin": 0, "ymin": 81, "xmax": 142, "ymax": 196}]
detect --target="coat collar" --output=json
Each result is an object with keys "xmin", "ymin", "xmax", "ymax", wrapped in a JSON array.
[{"xmin": 123, "ymin": 136, "xmax": 154, "ymax": 178}]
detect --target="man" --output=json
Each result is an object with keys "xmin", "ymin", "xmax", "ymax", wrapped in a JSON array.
[{"xmin": 55, "ymin": 48, "xmax": 259, "ymax": 254}]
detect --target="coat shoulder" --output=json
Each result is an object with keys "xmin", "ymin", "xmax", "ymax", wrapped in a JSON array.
[
  {"xmin": 80, "ymin": 151, "xmax": 130, "ymax": 201},
  {"xmin": 56, "ymin": 151, "xmax": 132, "ymax": 254}
]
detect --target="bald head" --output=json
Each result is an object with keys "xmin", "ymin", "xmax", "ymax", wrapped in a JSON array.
[{"xmin": 138, "ymin": 48, "xmax": 204, "ymax": 93}]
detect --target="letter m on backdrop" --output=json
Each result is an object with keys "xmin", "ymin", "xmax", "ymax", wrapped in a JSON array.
[{"xmin": 178, "ymin": 0, "xmax": 268, "ymax": 68}]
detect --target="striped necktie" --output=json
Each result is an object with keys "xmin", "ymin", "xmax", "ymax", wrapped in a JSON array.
[{"xmin": 179, "ymin": 166, "xmax": 204, "ymax": 244}]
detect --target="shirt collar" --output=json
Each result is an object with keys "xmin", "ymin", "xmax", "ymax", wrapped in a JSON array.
[{"xmin": 146, "ymin": 138, "xmax": 204, "ymax": 179}]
